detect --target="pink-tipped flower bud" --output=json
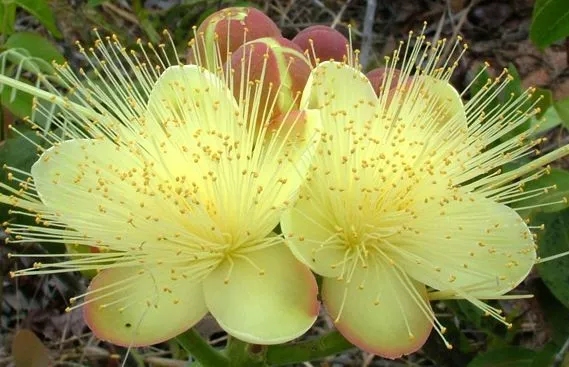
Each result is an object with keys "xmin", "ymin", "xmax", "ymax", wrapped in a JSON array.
[
  {"xmin": 366, "ymin": 67, "xmax": 402, "ymax": 96},
  {"xmin": 230, "ymin": 37, "xmax": 311, "ymax": 131},
  {"xmin": 292, "ymin": 25, "xmax": 349, "ymax": 65},
  {"xmin": 267, "ymin": 110, "xmax": 307, "ymax": 139},
  {"xmin": 188, "ymin": 7, "xmax": 281, "ymax": 70}
]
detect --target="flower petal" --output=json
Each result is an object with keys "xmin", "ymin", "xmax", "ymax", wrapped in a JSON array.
[
  {"xmin": 84, "ymin": 266, "xmax": 207, "ymax": 347},
  {"xmin": 300, "ymin": 61, "xmax": 376, "ymax": 120},
  {"xmin": 281, "ymin": 193, "xmax": 345, "ymax": 277},
  {"xmin": 143, "ymin": 65, "xmax": 241, "ymax": 177},
  {"xmin": 415, "ymin": 76, "xmax": 466, "ymax": 128},
  {"xmin": 323, "ymin": 261, "xmax": 432, "ymax": 359},
  {"xmin": 31, "ymin": 139, "xmax": 205, "ymax": 252},
  {"xmin": 388, "ymin": 193, "xmax": 535, "ymax": 298},
  {"xmin": 147, "ymin": 64, "xmax": 239, "ymax": 133},
  {"xmin": 203, "ymin": 244, "xmax": 319, "ymax": 344}
]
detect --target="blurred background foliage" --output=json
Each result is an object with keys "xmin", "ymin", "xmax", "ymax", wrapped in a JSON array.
[{"xmin": 2, "ymin": 0, "xmax": 569, "ymax": 366}]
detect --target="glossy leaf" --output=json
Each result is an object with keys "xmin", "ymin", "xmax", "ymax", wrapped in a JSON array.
[
  {"xmin": 0, "ymin": 128, "xmax": 42, "ymax": 222},
  {"xmin": 530, "ymin": 342, "xmax": 558, "ymax": 367},
  {"xmin": 0, "ymin": 2, "xmax": 17, "ymax": 35},
  {"xmin": 533, "ymin": 279, "xmax": 569, "ymax": 346},
  {"xmin": 0, "ymin": 128, "xmax": 42, "ymax": 172},
  {"xmin": 517, "ymin": 168, "xmax": 569, "ymax": 216},
  {"xmin": 5, "ymin": 32, "xmax": 65, "ymax": 64},
  {"xmin": 534, "ymin": 207, "xmax": 569, "ymax": 309},
  {"xmin": 556, "ymin": 96, "xmax": 569, "ymax": 129},
  {"xmin": 530, "ymin": 104, "xmax": 562, "ymax": 136},
  {"xmin": 533, "ymin": 88, "xmax": 553, "ymax": 119},
  {"xmin": 530, "ymin": 0, "xmax": 569, "ymax": 49},
  {"xmin": 467, "ymin": 347, "xmax": 536, "ymax": 367},
  {"xmin": 1, "ymin": 84, "xmax": 34, "ymax": 120},
  {"xmin": 13, "ymin": 0, "xmax": 62, "ymax": 38}
]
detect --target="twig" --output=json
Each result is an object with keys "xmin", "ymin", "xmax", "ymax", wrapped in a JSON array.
[
  {"xmin": 440, "ymin": 0, "xmax": 480, "ymax": 64},
  {"xmin": 101, "ymin": 2, "xmax": 139, "ymax": 25},
  {"xmin": 432, "ymin": 11, "xmax": 446, "ymax": 45},
  {"xmin": 278, "ymin": 0, "xmax": 296, "ymax": 28},
  {"xmin": 360, "ymin": 0, "xmax": 377, "ymax": 69},
  {"xmin": 362, "ymin": 352, "xmax": 375, "ymax": 366},
  {"xmin": 311, "ymin": 0, "xmax": 336, "ymax": 19},
  {"xmin": 330, "ymin": 0, "xmax": 352, "ymax": 29},
  {"xmin": 541, "ymin": 135, "xmax": 569, "ymax": 155},
  {"xmin": 553, "ymin": 335, "xmax": 569, "ymax": 367}
]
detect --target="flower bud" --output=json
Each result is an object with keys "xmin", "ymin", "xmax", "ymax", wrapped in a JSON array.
[
  {"xmin": 188, "ymin": 7, "xmax": 281, "ymax": 70},
  {"xmin": 230, "ymin": 37, "xmax": 311, "ymax": 131},
  {"xmin": 292, "ymin": 25, "xmax": 349, "ymax": 65},
  {"xmin": 366, "ymin": 67, "xmax": 402, "ymax": 96},
  {"xmin": 267, "ymin": 110, "xmax": 307, "ymax": 140}
]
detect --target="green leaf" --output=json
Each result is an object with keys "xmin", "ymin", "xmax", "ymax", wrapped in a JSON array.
[
  {"xmin": 530, "ymin": 0, "xmax": 569, "ymax": 49},
  {"xmin": 1, "ymin": 84, "xmax": 34, "ymax": 119},
  {"xmin": 469, "ymin": 64, "xmax": 543, "ymax": 143},
  {"xmin": 87, "ymin": 0, "xmax": 108, "ymax": 7},
  {"xmin": 139, "ymin": 15, "xmax": 160, "ymax": 44},
  {"xmin": 517, "ymin": 168, "xmax": 569, "ymax": 216},
  {"xmin": 556, "ymin": 95, "xmax": 569, "ymax": 129},
  {"xmin": 533, "ymin": 88, "xmax": 553, "ymax": 119},
  {"xmin": 5, "ymin": 32, "xmax": 65, "ymax": 64},
  {"xmin": 530, "ymin": 342, "xmax": 558, "ymax": 367},
  {"xmin": 534, "ymin": 207, "xmax": 569, "ymax": 309},
  {"xmin": 0, "ymin": 128, "xmax": 42, "ymax": 221},
  {"xmin": 469, "ymin": 65, "xmax": 492, "ymax": 99},
  {"xmin": 13, "ymin": 0, "xmax": 62, "ymax": 38},
  {"xmin": 0, "ymin": 2, "xmax": 17, "ymax": 36},
  {"xmin": 467, "ymin": 347, "xmax": 536, "ymax": 367},
  {"xmin": 501, "ymin": 63, "xmax": 522, "ymax": 100},
  {"xmin": 530, "ymin": 105, "xmax": 563, "ymax": 136},
  {"xmin": 533, "ymin": 278, "xmax": 569, "ymax": 345},
  {"xmin": 498, "ymin": 64, "xmax": 531, "ymax": 142},
  {"xmin": 0, "ymin": 128, "xmax": 41, "ymax": 172},
  {"xmin": 445, "ymin": 300, "xmax": 483, "ymax": 330},
  {"xmin": 1, "ymin": 79, "xmax": 55, "ymax": 128}
]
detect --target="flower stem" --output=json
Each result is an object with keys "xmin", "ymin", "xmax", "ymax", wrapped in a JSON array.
[
  {"xmin": 225, "ymin": 336, "xmax": 266, "ymax": 367},
  {"xmin": 265, "ymin": 331, "xmax": 354, "ymax": 366},
  {"xmin": 175, "ymin": 329, "xmax": 229, "ymax": 367}
]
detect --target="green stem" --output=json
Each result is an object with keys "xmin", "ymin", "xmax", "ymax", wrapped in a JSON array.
[
  {"xmin": 225, "ymin": 337, "xmax": 265, "ymax": 367},
  {"xmin": 175, "ymin": 329, "xmax": 228, "ymax": 367},
  {"xmin": 265, "ymin": 331, "xmax": 354, "ymax": 366}
]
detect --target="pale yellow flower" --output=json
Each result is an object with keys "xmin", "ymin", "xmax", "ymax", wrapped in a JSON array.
[
  {"xmin": 281, "ymin": 36, "xmax": 568, "ymax": 358},
  {"xmin": 1, "ymin": 33, "xmax": 319, "ymax": 346}
]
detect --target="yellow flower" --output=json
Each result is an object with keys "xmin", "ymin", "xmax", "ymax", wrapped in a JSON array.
[
  {"xmin": 281, "ymin": 36, "xmax": 569, "ymax": 358},
  {"xmin": 1, "ymin": 32, "xmax": 319, "ymax": 346}
]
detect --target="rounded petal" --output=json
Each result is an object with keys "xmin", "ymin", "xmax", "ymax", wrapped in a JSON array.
[
  {"xmin": 203, "ymin": 244, "xmax": 319, "ymax": 344},
  {"xmin": 31, "ymin": 139, "xmax": 196, "ymax": 252},
  {"xmin": 281, "ymin": 193, "xmax": 345, "ymax": 277},
  {"xmin": 389, "ymin": 193, "xmax": 535, "ymax": 298},
  {"xmin": 323, "ymin": 262, "xmax": 432, "ymax": 359},
  {"xmin": 84, "ymin": 266, "xmax": 207, "ymax": 347},
  {"xmin": 146, "ymin": 65, "xmax": 239, "ymax": 136},
  {"xmin": 417, "ymin": 76, "xmax": 466, "ymax": 128},
  {"xmin": 300, "ymin": 61, "xmax": 377, "ymax": 119}
]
